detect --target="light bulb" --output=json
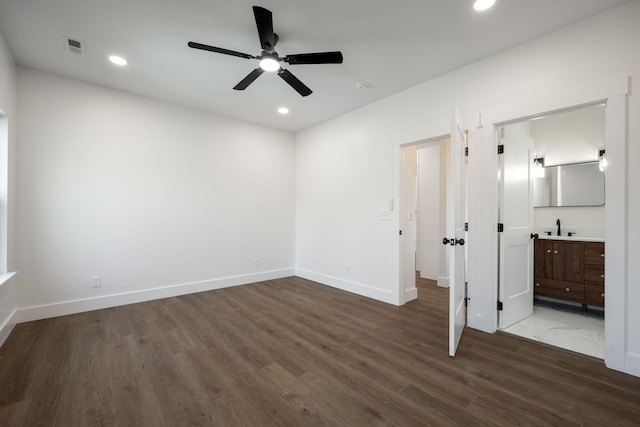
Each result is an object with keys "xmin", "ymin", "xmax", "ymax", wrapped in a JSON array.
[
  {"xmin": 259, "ymin": 57, "xmax": 280, "ymax": 72},
  {"xmin": 599, "ymin": 155, "xmax": 608, "ymax": 172}
]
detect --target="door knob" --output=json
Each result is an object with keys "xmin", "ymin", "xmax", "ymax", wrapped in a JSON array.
[
  {"xmin": 455, "ymin": 238, "xmax": 465, "ymax": 246},
  {"xmin": 442, "ymin": 238, "xmax": 452, "ymax": 245},
  {"xmin": 530, "ymin": 233, "xmax": 539, "ymax": 239}
]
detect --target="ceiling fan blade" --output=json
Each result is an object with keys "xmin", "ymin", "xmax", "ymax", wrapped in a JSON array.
[
  {"xmin": 285, "ymin": 51, "xmax": 344, "ymax": 65},
  {"xmin": 188, "ymin": 41, "xmax": 254, "ymax": 60},
  {"xmin": 233, "ymin": 68, "xmax": 265, "ymax": 90},
  {"xmin": 253, "ymin": 6, "xmax": 275, "ymax": 51},
  {"xmin": 277, "ymin": 68, "xmax": 312, "ymax": 97}
]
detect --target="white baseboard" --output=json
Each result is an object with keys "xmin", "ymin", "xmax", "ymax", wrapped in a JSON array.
[
  {"xmin": 404, "ymin": 287, "xmax": 418, "ymax": 304},
  {"xmin": 14, "ymin": 268, "xmax": 295, "ymax": 324},
  {"xmin": 295, "ymin": 268, "xmax": 398, "ymax": 305},
  {"xmin": 625, "ymin": 352, "xmax": 640, "ymax": 378},
  {"xmin": 437, "ymin": 276, "xmax": 450, "ymax": 288},
  {"xmin": 0, "ymin": 308, "xmax": 16, "ymax": 347}
]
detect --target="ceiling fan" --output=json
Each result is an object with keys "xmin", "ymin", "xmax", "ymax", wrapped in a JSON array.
[{"xmin": 188, "ymin": 6, "xmax": 343, "ymax": 97}]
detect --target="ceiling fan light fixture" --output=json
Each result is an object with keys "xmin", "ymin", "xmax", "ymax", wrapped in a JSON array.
[
  {"xmin": 259, "ymin": 56, "xmax": 280, "ymax": 72},
  {"xmin": 473, "ymin": 0, "xmax": 496, "ymax": 12}
]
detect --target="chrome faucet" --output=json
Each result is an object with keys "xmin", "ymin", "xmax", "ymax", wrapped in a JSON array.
[{"xmin": 556, "ymin": 218, "xmax": 561, "ymax": 236}]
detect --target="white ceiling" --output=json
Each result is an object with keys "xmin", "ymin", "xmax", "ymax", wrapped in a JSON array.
[{"xmin": 0, "ymin": 0, "xmax": 629, "ymax": 132}]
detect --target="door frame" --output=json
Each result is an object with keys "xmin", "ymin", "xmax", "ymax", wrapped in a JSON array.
[{"xmin": 471, "ymin": 75, "xmax": 629, "ymax": 373}]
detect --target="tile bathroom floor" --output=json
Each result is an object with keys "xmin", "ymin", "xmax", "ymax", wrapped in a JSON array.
[{"xmin": 502, "ymin": 300, "xmax": 604, "ymax": 359}]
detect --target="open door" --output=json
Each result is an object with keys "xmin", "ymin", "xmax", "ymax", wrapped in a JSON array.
[
  {"xmin": 448, "ymin": 108, "xmax": 467, "ymax": 356},
  {"xmin": 498, "ymin": 130, "xmax": 534, "ymax": 329}
]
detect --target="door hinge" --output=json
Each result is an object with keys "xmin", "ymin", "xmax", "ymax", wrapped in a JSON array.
[
  {"xmin": 497, "ymin": 301, "xmax": 503, "ymax": 311},
  {"xmin": 497, "ymin": 223, "xmax": 504, "ymax": 232},
  {"xmin": 399, "ymin": 230, "xmax": 402, "ymax": 236},
  {"xmin": 464, "ymin": 297, "xmax": 470, "ymax": 308},
  {"xmin": 465, "ymin": 147, "xmax": 469, "ymax": 157},
  {"xmin": 497, "ymin": 144, "xmax": 504, "ymax": 154},
  {"xmin": 465, "ymin": 222, "xmax": 469, "ymax": 231}
]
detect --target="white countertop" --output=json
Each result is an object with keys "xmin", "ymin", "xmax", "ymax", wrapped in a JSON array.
[{"xmin": 537, "ymin": 235, "xmax": 605, "ymax": 242}]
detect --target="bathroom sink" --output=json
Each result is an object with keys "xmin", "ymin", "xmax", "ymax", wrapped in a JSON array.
[{"xmin": 537, "ymin": 235, "xmax": 604, "ymax": 242}]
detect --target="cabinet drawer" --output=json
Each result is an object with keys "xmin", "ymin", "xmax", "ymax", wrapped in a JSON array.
[
  {"xmin": 584, "ymin": 243, "xmax": 605, "ymax": 266},
  {"xmin": 585, "ymin": 284, "xmax": 605, "ymax": 307},
  {"xmin": 534, "ymin": 277, "xmax": 584, "ymax": 302},
  {"xmin": 585, "ymin": 264, "xmax": 605, "ymax": 285}
]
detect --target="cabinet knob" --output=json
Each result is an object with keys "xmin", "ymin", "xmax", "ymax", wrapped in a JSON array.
[
  {"xmin": 601, "ymin": 253, "xmax": 605, "ymax": 258},
  {"xmin": 601, "ymin": 274, "xmax": 605, "ymax": 279},
  {"xmin": 546, "ymin": 250, "xmax": 551, "ymax": 254},
  {"xmin": 601, "ymin": 293, "xmax": 605, "ymax": 298},
  {"xmin": 565, "ymin": 287, "xmax": 571, "ymax": 292},
  {"xmin": 535, "ymin": 283, "xmax": 540, "ymax": 287},
  {"xmin": 554, "ymin": 250, "xmax": 558, "ymax": 254}
]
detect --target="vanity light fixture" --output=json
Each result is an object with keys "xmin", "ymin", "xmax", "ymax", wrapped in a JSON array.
[
  {"xmin": 473, "ymin": 0, "xmax": 496, "ymax": 12},
  {"xmin": 533, "ymin": 157, "xmax": 545, "ymax": 178},
  {"xmin": 598, "ymin": 149, "xmax": 608, "ymax": 172}
]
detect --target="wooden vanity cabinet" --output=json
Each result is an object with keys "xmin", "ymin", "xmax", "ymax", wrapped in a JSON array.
[{"xmin": 533, "ymin": 239, "xmax": 604, "ymax": 307}]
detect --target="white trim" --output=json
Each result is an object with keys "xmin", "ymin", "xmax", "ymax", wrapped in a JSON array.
[
  {"xmin": 603, "ymin": 93, "xmax": 627, "ymax": 373},
  {"xmin": 14, "ymin": 269, "xmax": 294, "ymax": 323},
  {"xmin": 626, "ymin": 353, "xmax": 640, "ymax": 378},
  {"xmin": 0, "ymin": 271, "xmax": 16, "ymax": 288},
  {"xmin": 295, "ymin": 268, "xmax": 397, "ymax": 305},
  {"xmin": 404, "ymin": 287, "xmax": 418, "ymax": 303},
  {"xmin": 437, "ymin": 276, "xmax": 450, "ymax": 288},
  {"xmin": 0, "ymin": 308, "xmax": 16, "ymax": 347}
]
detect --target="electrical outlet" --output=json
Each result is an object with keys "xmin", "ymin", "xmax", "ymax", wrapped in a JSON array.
[
  {"xmin": 91, "ymin": 276, "xmax": 102, "ymax": 288},
  {"xmin": 253, "ymin": 258, "xmax": 260, "ymax": 268}
]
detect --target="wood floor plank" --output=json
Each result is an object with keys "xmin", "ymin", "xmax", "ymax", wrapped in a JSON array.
[{"xmin": 1, "ymin": 277, "xmax": 639, "ymax": 426}]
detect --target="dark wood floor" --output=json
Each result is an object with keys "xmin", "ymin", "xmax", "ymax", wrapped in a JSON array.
[{"xmin": 1, "ymin": 277, "xmax": 639, "ymax": 426}]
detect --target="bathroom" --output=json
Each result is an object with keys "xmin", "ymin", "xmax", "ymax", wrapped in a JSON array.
[{"xmin": 501, "ymin": 103, "xmax": 606, "ymax": 359}]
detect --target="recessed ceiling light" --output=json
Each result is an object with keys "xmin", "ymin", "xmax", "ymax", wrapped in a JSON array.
[
  {"xmin": 278, "ymin": 107, "xmax": 289, "ymax": 115},
  {"xmin": 108, "ymin": 55, "xmax": 128, "ymax": 66},
  {"xmin": 473, "ymin": 0, "xmax": 496, "ymax": 12}
]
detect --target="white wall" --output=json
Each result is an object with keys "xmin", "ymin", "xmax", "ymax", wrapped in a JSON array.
[
  {"xmin": 416, "ymin": 142, "xmax": 443, "ymax": 282},
  {"xmin": 295, "ymin": 2, "xmax": 640, "ymax": 376},
  {"xmin": 0, "ymin": 30, "xmax": 18, "ymax": 346},
  {"xmin": 15, "ymin": 68, "xmax": 296, "ymax": 320}
]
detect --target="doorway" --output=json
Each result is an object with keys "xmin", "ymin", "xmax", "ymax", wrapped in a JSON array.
[
  {"xmin": 399, "ymin": 109, "xmax": 468, "ymax": 357},
  {"xmin": 400, "ymin": 137, "xmax": 450, "ymax": 303},
  {"xmin": 497, "ymin": 103, "xmax": 606, "ymax": 359}
]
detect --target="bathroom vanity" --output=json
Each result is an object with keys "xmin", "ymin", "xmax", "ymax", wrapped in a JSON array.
[{"xmin": 533, "ymin": 237, "xmax": 605, "ymax": 308}]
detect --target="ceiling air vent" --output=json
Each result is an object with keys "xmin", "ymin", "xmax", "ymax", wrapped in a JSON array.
[{"xmin": 63, "ymin": 37, "xmax": 85, "ymax": 55}]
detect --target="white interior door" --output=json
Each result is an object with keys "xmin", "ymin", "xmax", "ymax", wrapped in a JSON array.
[
  {"xmin": 448, "ymin": 109, "xmax": 466, "ymax": 356},
  {"xmin": 498, "ymin": 134, "xmax": 534, "ymax": 329}
]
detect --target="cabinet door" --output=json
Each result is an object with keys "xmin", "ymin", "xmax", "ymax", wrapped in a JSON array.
[
  {"xmin": 552, "ymin": 242, "xmax": 584, "ymax": 283},
  {"xmin": 534, "ymin": 240, "xmax": 553, "ymax": 279}
]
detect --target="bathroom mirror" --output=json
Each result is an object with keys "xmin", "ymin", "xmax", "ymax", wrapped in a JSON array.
[{"xmin": 534, "ymin": 161, "xmax": 605, "ymax": 207}]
